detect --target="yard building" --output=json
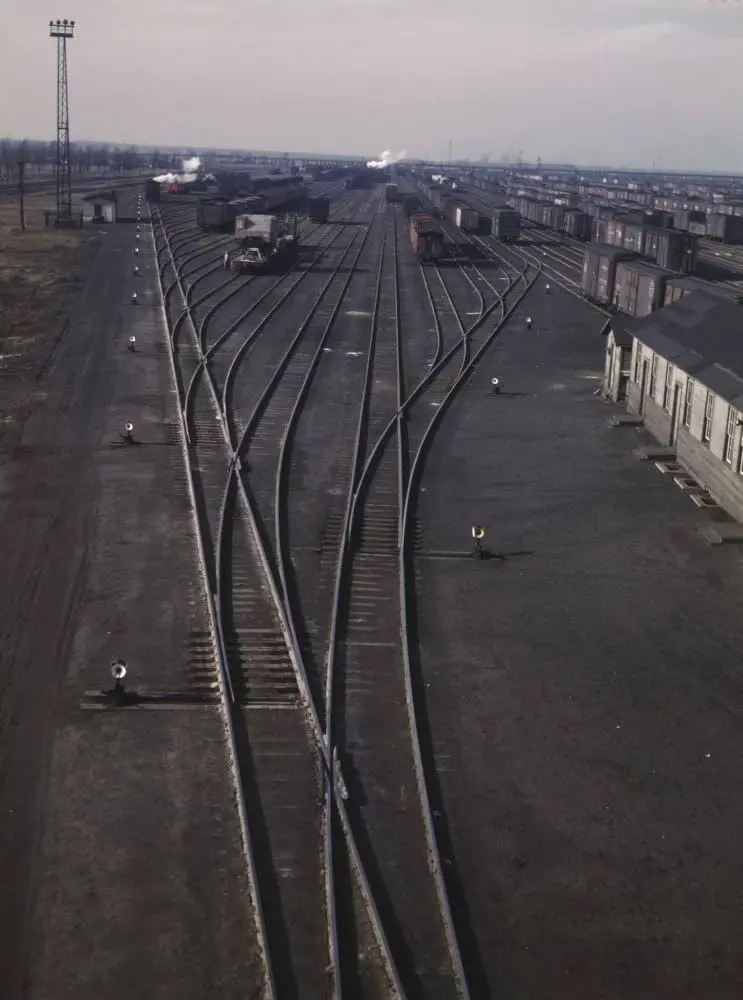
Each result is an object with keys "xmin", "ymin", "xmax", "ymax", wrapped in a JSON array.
[
  {"xmin": 82, "ymin": 193, "xmax": 117, "ymax": 223},
  {"xmin": 616, "ymin": 292, "xmax": 743, "ymax": 521},
  {"xmin": 603, "ymin": 326, "xmax": 634, "ymax": 403}
]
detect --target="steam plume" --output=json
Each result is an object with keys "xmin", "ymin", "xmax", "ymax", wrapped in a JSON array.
[
  {"xmin": 366, "ymin": 149, "xmax": 406, "ymax": 169},
  {"xmin": 153, "ymin": 155, "xmax": 203, "ymax": 184}
]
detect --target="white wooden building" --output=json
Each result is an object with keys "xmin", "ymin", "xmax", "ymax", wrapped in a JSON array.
[
  {"xmin": 603, "ymin": 325, "xmax": 633, "ymax": 402},
  {"xmin": 617, "ymin": 291, "xmax": 743, "ymax": 521},
  {"xmin": 82, "ymin": 193, "xmax": 117, "ymax": 223}
]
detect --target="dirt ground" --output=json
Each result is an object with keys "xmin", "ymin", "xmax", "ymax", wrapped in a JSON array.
[
  {"xmin": 0, "ymin": 193, "xmax": 98, "ymax": 450},
  {"xmin": 0, "ymin": 174, "xmax": 148, "ymax": 450},
  {"xmin": 0, "ymin": 186, "xmax": 261, "ymax": 1000}
]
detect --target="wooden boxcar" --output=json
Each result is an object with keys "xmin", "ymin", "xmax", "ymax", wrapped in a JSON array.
[
  {"xmin": 409, "ymin": 213, "xmax": 444, "ymax": 262},
  {"xmin": 308, "ymin": 196, "xmax": 330, "ymax": 223}
]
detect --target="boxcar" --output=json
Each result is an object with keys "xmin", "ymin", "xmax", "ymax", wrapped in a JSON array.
[
  {"xmin": 563, "ymin": 210, "xmax": 591, "ymax": 241},
  {"xmin": 581, "ymin": 243, "xmax": 639, "ymax": 305},
  {"xmin": 409, "ymin": 213, "xmax": 444, "ymax": 262},
  {"xmin": 612, "ymin": 260, "xmax": 675, "ymax": 318},
  {"xmin": 308, "ymin": 196, "xmax": 330, "ymax": 224},
  {"xmin": 491, "ymin": 209, "xmax": 521, "ymax": 242},
  {"xmin": 706, "ymin": 214, "xmax": 743, "ymax": 243}
]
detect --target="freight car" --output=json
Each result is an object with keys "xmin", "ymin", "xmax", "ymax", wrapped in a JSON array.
[
  {"xmin": 385, "ymin": 183, "xmax": 398, "ymax": 203},
  {"xmin": 307, "ymin": 196, "xmax": 330, "ymax": 224},
  {"xmin": 642, "ymin": 227, "xmax": 698, "ymax": 273},
  {"xmin": 491, "ymin": 209, "xmax": 521, "ymax": 242},
  {"xmin": 581, "ymin": 244, "xmax": 639, "ymax": 306},
  {"xmin": 409, "ymin": 213, "xmax": 445, "ymax": 262},
  {"xmin": 562, "ymin": 209, "xmax": 591, "ymax": 241},
  {"xmin": 250, "ymin": 175, "xmax": 306, "ymax": 211},
  {"xmin": 704, "ymin": 214, "xmax": 743, "ymax": 244},
  {"xmin": 402, "ymin": 194, "xmax": 422, "ymax": 215},
  {"xmin": 663, "ymin": 275, "xmax": 740, "ymax": 307},
  {"xmin": 145, "ymin": 178, "xmax": 161, "ymax": 203},
  {"xmin": 454, "ymin": 206, "xmax": 479, "ymax": 232},
  {"xmin": 612, "ymin": 260, "xmax": 676, "ymax": 318},
  {"xmin": 197, "ymin": 197, "xmax": 254, "ymax": 231}
]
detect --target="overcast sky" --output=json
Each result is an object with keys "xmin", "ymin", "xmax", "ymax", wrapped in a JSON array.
[{"xmin": 1, "ymin": 0, "xmax": 742, "ymax": 170}]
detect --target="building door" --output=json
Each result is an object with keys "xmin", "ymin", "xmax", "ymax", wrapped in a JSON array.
[
  {"xmin": 605, "ymin": 343, "xmax": 614, "ymax": 395},
  {"xmin": 669, "ymin": 383, "xmax": 681, "ymax": 447},
  {"xmin": 639, "ymin": 359, "xmax": 649, "ymax": 414}
]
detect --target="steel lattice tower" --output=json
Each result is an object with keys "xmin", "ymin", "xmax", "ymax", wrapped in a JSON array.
[{"xmin": 49, "ymin": 18, "xmax": 75, "ymax": 224}]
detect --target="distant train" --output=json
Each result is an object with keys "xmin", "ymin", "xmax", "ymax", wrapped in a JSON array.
[
  {"xmin": 415, "ymin": 180, "xmax": 521, "ymax": 241},
  {"xmin": 197, "ymin": 176, "xmax": 307, "ymax": 230}
]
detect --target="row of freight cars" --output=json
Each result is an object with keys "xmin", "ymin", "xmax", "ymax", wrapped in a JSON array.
[
  {"xmin": 192, "ymin": 177, "xmax": 306, "ymax": 229},
  {"xmin": 510, "ymin": 193, "xmax": 699, "ymax": 273},
  {"xmin": 668, "ymin": 209, "xmax": 743, "ymax": 244},
  {"xmin": 417, "ymin": 181, "xmax": 521, "ymax": 241},
  {"xmin": 580, "ymin": 244, "xmax": 734, "ymax": 316},
  {"xmin": 199, "ymin": 193, "xmax": 331, "ymax": 232},
  {"xmin": 510, "ymin": 196, "xmax": 593, "ymax": 241},
  {"xmin": 492, "ymin": 190, "xmax": 743, "ymax": 252},
  {"xmin": 591, "ymin": 216, "xmax": 698, "ymax": 272},
  {"xmin": 196, "ymin": 178, "xmax": 309, "ymax": 230}
]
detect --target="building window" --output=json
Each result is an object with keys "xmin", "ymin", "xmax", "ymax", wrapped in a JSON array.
[
  {"xmin": 633, "ymin": 345, "xmax": 641, "ymax": 382},
  {"xmin": 724, "ymin": 407, "xmax": 737, "ymax": 465},
  {"xmin": 648, "ymin": 355, "xmax": 658, "ymax": 398},
  {"xmin": 682, "ymin": 379, "xmax": 694, "ymax": 427},
  {"xmin": 702, "ymin": 390, "xmax": 715, "ymax": 444},
  {"xmin": 662, "ymin": 363, "xmax": 674, "ymax": 411}
]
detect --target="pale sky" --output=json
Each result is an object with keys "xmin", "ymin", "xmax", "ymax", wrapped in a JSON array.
[{"xmin": 1, "ymin": 0, "xmax": 742, "ymax": 171}]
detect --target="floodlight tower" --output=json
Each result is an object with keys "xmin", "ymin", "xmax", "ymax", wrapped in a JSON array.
[{"xmin": 49, "ymin": 18, "xmax": 75, "ymax": 225}]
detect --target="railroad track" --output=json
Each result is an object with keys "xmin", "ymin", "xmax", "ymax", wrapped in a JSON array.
[
  {"xmin": 0, "ymin": 170, "xmax": 150, "ymax": 201},
  {"xmin": 152, "ymin": 183, "xmax": 543, "ymax": 998}
]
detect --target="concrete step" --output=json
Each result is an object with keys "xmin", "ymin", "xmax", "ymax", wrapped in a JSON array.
[
  {"xmin": 634, "ymin": 445, "xmax": 676, "ymax": 461},
  {"xmin": 700, "ymin": 522, "xmax": 743, "ymax": 545},
  {"xmin": 610, "ymin": 414, "xmax": 644, "ymax": 427}
]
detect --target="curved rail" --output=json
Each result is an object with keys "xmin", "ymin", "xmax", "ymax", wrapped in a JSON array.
[
  {"xmin": 150, "ymin": 208, "xmax": 278, "ymax": 1000},
  {"xmin": 155, "ymin": 190, "xmax": 404, "ymax": 998}
]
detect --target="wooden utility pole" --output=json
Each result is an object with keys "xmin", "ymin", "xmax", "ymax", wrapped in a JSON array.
[{"xmin": 18, "ymin": 159, "xmax": 26, "ymax": 230}]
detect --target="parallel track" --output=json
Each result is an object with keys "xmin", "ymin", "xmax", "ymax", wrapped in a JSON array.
[{"xmin": 152, "ymin": 180, "xmax": 543, "ymax": 998}]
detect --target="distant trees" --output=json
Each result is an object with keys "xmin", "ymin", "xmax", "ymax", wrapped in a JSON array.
[{"xmin": 0, "ymin": 138, "xmax": 164, "ymax": 180}]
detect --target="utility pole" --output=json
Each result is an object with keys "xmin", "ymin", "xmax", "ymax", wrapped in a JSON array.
[
  {"xmin": 448, "ymin": 139, "xmax": 452, "ymax": 168},
  {"xmin": 18, "ymin": 160, "xmax": 26, "ymax": 231},
  {"xmin": 49, "ymin": 18, "xmax": 75, "ymax": 226}
]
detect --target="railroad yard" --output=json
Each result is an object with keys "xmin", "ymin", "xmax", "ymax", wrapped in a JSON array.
[{"xmin": 3, "ymin": 166, "xmax": 743, "ymax": 1000}]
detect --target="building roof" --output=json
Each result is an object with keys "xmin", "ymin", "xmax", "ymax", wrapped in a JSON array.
[
  {"xmin": 83, "ymin": 193, "xmax": 116, "ymax": 203},
  {"xmin": 617, "ymin": 291, "xmax": 743, "ymax": 408},
  {"xmin": 609, "ymin": 325, "xmax": 633, "ymax": 349}
]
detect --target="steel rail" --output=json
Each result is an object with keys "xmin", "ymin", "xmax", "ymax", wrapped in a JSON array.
[
  {"xmin": 151, "ymin": 209, "xmax": 278, "ymax": 1000},
  {"xmin": 158, "ymin": 190, "xmax": 404, "ymax": 998}
]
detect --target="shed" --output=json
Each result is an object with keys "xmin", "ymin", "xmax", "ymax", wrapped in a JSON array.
[
  {"xmin": 82, "ymin": 193, "xmax": 117, "ymax": 224},
  {"xmin": 616, "ymin": 292, "xmax": 743, "ymax": 521}
]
